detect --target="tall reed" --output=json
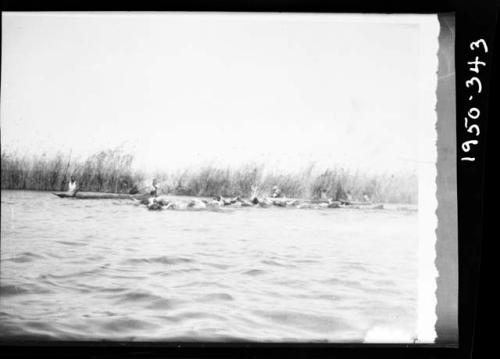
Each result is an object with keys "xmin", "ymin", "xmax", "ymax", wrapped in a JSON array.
[{"xmin": 1, "ymin": 149, "xmax": 144, "ymax": 193}]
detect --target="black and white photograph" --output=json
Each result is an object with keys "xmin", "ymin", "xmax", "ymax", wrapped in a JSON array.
[{"xmin": 0, "ymin": 12, "xmax": 458, "ymax": 343}]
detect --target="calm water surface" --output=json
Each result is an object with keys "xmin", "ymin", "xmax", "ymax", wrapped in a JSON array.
[{"xmin": 0, "ymin": 190, "xmax": 417, "ymax": 342}]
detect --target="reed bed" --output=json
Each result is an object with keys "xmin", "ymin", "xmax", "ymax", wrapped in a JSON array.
[
  {"xmin": 1, "ymin": 149, "xmax": 144, "ymax": 193},
  {"xmin": 1, "ymin": 150, "xmax": 417, "ymax": 203}
]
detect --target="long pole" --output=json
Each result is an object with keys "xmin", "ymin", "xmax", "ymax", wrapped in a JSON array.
[{"xmin": 61, "ymin": 150, "xmax": 72, "ymax": 191}]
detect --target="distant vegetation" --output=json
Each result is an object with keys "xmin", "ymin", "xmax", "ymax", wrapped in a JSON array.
[
  {"xmin": 1, "ymin": 149, "xmax": 417, "ymax": 204},
  {"xmin": 1, "ymin": 149, "xmax": 142, "ymax": 194}
]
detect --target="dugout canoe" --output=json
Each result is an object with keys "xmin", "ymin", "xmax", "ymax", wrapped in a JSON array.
[
  {"xmin": 341, "ymin": 201, "xmax": 374, "ymax": 206},
  {"xmin": 53, "ymin": 191, "xmax": 150, "ymax": 200}
]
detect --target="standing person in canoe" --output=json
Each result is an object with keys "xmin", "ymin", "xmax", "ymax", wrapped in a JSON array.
[
  {"xmin": 150, "ymin": 178, "xmax": 160, "ymax": 197},
  {"xmin": 67, "ymin": 176, "xmax": 80, "ymax": 197}
]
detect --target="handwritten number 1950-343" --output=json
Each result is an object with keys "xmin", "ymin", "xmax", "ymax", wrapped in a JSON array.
[{"xmin": 461, "ymin": 39, "xmax": 487, "ymax": 162}]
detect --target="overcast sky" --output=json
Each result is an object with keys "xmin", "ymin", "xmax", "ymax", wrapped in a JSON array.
[{"xmin": 1, "ymin": 12, "xmax": 438, "ymax": 174}]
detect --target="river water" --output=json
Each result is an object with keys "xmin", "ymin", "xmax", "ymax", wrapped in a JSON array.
[{"xmin": 0, "ymin": 190, "xmax": 418, "ymax": 342}]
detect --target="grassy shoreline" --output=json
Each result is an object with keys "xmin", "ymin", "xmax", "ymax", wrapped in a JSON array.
[{"xmin": 1, "ymin": 149, "xmax": 417, "ymax": 204}]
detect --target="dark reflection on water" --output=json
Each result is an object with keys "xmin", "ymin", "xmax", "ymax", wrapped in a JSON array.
[{"xmin": 1, "ymin": 190, "xmax": 418, "ymax": 342}]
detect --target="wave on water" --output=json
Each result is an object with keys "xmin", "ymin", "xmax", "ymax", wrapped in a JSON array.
[
  {"xmin": 99, "ymin": 317, "xmax": 162, "ymax": 334},
  {"xmin": 243, "ymin": 269, "xmax": 266, "ymax": 276},
  {"xmin": 251, "ymin": 309, "xmax": 356, "ymax": 334},
  {"xmin": 73, "ymin": 283, "xmax": 128, "ymax": 294},
  {"xmin": 321, "ymin": 277, "xmax": 364, "ymax": 288},
  {"xmin": 123, "ymin": 256, "xmax": 193, "ymax": 265},
  {"xmin": 3, "ymin": 251, "xmax": 46, "ymax": 263},
  {"xmin": 55, "ymin": 240, "xmax": 88, "ymax": 247},
  {"xmin": 198, "ymin": 293, "xmax": 234, "ymax": 302},
  {"xmin": 172, "ymin": 280, "xmax": 230, "ymax": 289},
  {"xmin": 114, "ymin": 289, "xmax": 167, "ymax": 304},
  {"xmin": 261, "ymin": 259, "xmax": 297, "ymax": 268},
  {"xmin": 0, "ymin": 283, "xmax": 52, "ymax": 297},
  {"xmin": 0, "ymin": 321, "xmax": 63, "ymax": 341},
  {"xmin": 38, "ymin": 267, "xmax": 103, "ymax": 280}
]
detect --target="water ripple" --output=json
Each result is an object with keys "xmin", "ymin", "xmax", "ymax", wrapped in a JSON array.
[
  {"xmin": 252, "ymin": 310, "xmax": 355, "ymax": 334},
  {"xmin": 124, "ymin": 256, "xmax": 193, "ymax": 265},
  {"xmin": 0, "ymin": 283, "xmax": 52, "ymax": 296},
  {"xmin": 3, "ymin": 252, "xmax": 45, "ymax": 263},
  {"xmin": 99, "ymin": 317, "xmax": 161, "ymax": 333},
  {"xmin": 243, "ymin": 269, "xmax": 266, "ymax": 276},
  {"xmin": 55, "ymin": 240, "xmax": 88, "ymax": 247},
  {"xmin": 199, "ymin": 293, "xmax": 234, "ymax": 302}
]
